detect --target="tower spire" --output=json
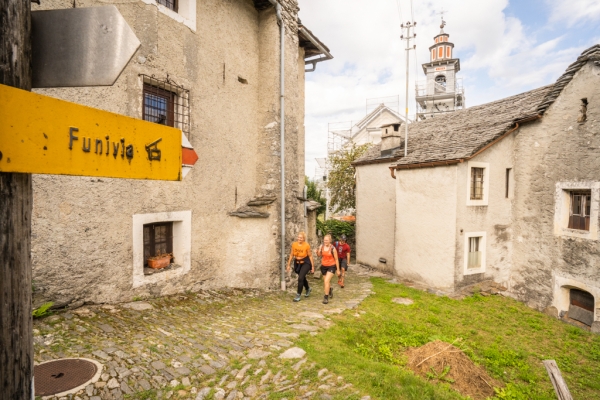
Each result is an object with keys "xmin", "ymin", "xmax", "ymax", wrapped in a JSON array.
[
  {"xmin": 439, "ymin": 9, "xmax": 446, "ymax": 34},
  {"xmin": 414, "ymin": 15, "xmax": 465, "ymax": 120}
]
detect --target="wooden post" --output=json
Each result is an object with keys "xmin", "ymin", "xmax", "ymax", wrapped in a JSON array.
[
  {"xmin": 0, "ymin": 0, "xmax": 34, "ymax": 399},
  {"xmin": 543, "ymin": 360, "xmax": 573, "ymax": 400}
]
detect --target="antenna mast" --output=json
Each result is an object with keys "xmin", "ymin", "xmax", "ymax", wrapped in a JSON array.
[{"xmin": 401, "ymin": 20, "xmax": 416, "ymax": 157}]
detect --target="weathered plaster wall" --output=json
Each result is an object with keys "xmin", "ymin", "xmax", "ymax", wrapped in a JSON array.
[
  {"xmin": 394, "ymin": 165, "xmax": 457, "ymax": 289},
  {"xmin": 512, "ymin": 62, "xmax": 600, "ymax": 315},
  {"xmin": 355, "ymin": 163, "xmax": 396, "ymax": 272},
  {"xmin": 454, "ymin": 135, "xmax": 515, "ymax": 289},
  {"xmin": 30, "ymin": 0, "xmax": 306, "ymax": 306}
]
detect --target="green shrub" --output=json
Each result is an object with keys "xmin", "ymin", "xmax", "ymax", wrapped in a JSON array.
[{"xmin": 32, "ymin": 302, "xmax": 53, "ymax": 319}]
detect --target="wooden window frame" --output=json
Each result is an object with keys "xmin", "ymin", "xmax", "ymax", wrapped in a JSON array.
[
  {"xmin": 143, "ymin": 83, "xmax": 175, "ymax": 128},
  {"xmin": 568, "ymin": 190, "xmax": 591, "ymax": 231},
  {"xmin": 143, "ymin": 222, "xmax": 174, "ymax": 265},
  {"xmin": 470, "ymin": 167, "xmax": 485, "ymax": 200}
]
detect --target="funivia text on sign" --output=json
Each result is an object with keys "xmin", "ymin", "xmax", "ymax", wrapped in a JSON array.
[
  {"xmin": 0, "ymin": 84, "xmax": 183, "ymax": 181},
  {"xmin": 68, "ymin": 127, "xmax": 141, "ymax": 160}
]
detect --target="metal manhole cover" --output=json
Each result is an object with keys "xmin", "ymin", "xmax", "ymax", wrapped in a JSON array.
[{"xmin": 35, "ymin": 358, "xmax": 98, "ymax": 396}]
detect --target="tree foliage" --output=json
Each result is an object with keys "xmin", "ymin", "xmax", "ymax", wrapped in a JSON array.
[
  {"xmin": 327, "ymin": 143, "xmax": 371, "ymax": 213},
  {"xmin": 316, "ymin": 218, "xmax": 355, "ymax": 240},
  {"xmin": 305, "ymin": 176, "xmax": 326, "ymax": 216}
]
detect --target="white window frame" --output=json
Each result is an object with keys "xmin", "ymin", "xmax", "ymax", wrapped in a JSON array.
[
  {"xmin": 141, "ymin": 0, "xmax": 197, "ymax": 32},
  {"xmin": 132, "ymin": 210, "xmax": 192, "ymax": 288},
  {"xmin": 554, "ymin": 181, "xmax": 599, "ymax": 241},
  {"xmin": 463, "ymin": 231, "xmax": 486, "ymax": 275},
  {"xmin": 466, "ymin": 161, "xmax": 489, "ymax": 206}
]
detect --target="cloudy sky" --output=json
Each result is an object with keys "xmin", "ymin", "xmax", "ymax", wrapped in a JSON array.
[{"xmin": 298, "ymin": 0, "xmax": 600, "ymax": 177}]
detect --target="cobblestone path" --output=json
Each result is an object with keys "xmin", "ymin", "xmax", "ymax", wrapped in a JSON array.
[{"xmin": 34, "ymin": 266, "xmax": 383, "ymax": 400}]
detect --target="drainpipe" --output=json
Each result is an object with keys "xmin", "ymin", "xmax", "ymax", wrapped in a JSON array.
[{"xmin": 268, "ymin": 0, "xmax": 286, "ymax": 291}]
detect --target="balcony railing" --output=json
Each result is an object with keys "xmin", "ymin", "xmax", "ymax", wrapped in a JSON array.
[{"xmin": 415, "ymin": 78, "xmax": 465, "ymax": 119}]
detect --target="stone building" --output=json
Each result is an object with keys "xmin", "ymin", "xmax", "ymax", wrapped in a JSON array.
[
  {"xmin": 354, "ymin": 44, "xmax": 600, "ymax": 329},
  {"xmin": 30, "ymin": 0, "xmax": 332, "ymax": 306}
]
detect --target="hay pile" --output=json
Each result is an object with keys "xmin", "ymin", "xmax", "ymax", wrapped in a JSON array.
[{"xmin": 405, "ymin": 340, "xmax": 501, "ymax": 400}]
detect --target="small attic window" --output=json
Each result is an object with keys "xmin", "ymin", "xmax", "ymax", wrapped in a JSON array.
[{"xmin": 238, "ymin": 76, "xmax": 248, "ymax": 84}]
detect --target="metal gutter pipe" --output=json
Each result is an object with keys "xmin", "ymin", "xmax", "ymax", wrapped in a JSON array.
[
  {"xmin": 268, "ymin": 0, "xmax": 286, "ymax": 291},
  {"xmin": 298, "ymin": 26, "xmax": 333, "ymax": 72}
]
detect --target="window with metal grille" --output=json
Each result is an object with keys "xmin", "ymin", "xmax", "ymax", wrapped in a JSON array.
[
  {"xmin": 568, "ymin": 191, "xmax": 591, "ymax": 231},
  {"xmin": 157, "ymin": 0, "xmax": 177, "ymax": 12},
  {"xmin": 467, "ymin": 236, "xmax": 482, "ymax": 269},
  {"xmin": 470, "ymin": 167, "xmax": 484, "ymax": 200},
  {"xmin": 143, "ymin": 222, "xmax": 173, "ymax": 265},
  {"xmin": 141, "ymin": 75, "xmax": 190, "ymax": 138}
]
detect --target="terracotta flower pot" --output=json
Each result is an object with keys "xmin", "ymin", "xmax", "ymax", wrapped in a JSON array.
[{"xmin": 147, "ymin": 255, "xmax": 172, "ymax": 269}]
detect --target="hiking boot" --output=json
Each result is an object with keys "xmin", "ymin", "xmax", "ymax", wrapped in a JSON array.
[
  {"xmin": 322, "ymin": 295, "xmax": 329, "ymax": 304},
  {"xmin": 329, "ymin": 287, "xmax": 333, "ymax": 299},
  {"xmin": 305, "ymin": 287, "xmax": 312, "ymax": 297},
  {"xmin": 293, "ymin": 294, "xmax": 302, "ymax": 302}
]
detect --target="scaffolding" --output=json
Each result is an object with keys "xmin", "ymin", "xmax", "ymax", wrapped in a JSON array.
[
  {"xmin": 415, "ymin": 77, "xmax": 465, "ymax": 120},
  {"xmin": 327, "ymin": 120, "xmax": 353, "ymax": 155}
]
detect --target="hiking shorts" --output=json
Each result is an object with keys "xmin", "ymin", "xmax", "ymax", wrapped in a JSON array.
[
  {"xmin": 340, "ymin": 259, "xmax": 348, "ymax": 270},
  {"xmin": 320, "ymin": 266, "xmax": 337, "ymax": 276}
]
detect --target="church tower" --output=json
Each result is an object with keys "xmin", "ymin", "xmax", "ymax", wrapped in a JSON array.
[{"xmin": 415, "ymin": 18, "xmax": 465, "ymax": 119}]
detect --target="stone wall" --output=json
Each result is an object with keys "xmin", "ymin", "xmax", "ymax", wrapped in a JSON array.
[
  {"xmin": 30, "ymin": 0, "xmax": 307, "ymax": 306},
  {"xmin": 511, "ymin": 62, "xmax": 600, "ymax": 316}
]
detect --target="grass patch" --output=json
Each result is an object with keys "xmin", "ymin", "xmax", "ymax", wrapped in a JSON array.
[{"xmin": 298, "ymin": 278, "xmax": 600, "ymax": 400}]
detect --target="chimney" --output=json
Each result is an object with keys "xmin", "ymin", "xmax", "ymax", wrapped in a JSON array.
[{"xmin": 380, "ymin": 123, "xmax": 402, "ymax": 156}]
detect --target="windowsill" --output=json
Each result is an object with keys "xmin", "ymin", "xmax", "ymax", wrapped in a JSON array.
[
  {"xmin": 144, "ymin": 263, "xmax": 182, "ymax": 276},
  {"xmin": 559, "ymin": 227, "xmax": 596, "ymax": 240},
  {"xmin": 464, "ymin": 267, "xmax": 485, "ymax": 276},
  {"xmin": 467, "ymin": 200, "xmax": 488, "ymax": 207},
  {"xmin": 132, "ymin": 211, "xmax": 192, "ymax": 289}
]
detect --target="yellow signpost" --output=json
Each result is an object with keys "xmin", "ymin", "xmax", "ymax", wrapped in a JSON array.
[{"xmin": 0, "ymin": 84, "xmax": 183, "ymax": 180}]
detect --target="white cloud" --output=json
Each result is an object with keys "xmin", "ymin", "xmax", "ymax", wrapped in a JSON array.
[
  {"xmin": 298, "ymin": 0, "xmax": 597, "ymax": 177},
  {"xmin": 548, "ymin": 0, "xmax": 600, "ymax": 26}
]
